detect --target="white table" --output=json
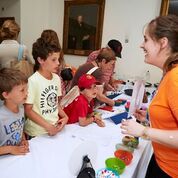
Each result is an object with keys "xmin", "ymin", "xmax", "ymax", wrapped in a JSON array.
[
  {"xmin": 0, "ymin": 120, "xmax": 152, "ymax": 178},
  {"xmin": 0, "ymin": 91, "xmax": 153, "ymax": 178}
]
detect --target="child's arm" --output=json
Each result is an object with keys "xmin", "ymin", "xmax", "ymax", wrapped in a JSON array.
[
  {"xmin": 93, "ymin": 114, "xmax": 105, "ymax": 127},
  {"xmin": 79, "ymin": 116, "xmax": 95, "ymax": 127},
  {"xmin": 24, "ymin": 104, "xmax": 59, "ymax": 136},
  {"xmin": 19, "ymin": 133, "xmax": 29, "ymax": 147},
  {"xmin": 56, "ymin": 106, "xmax": 68, "ymax": 132},
  {"xmin": 79, "ymin": 113, "xmax": 105, "ymax": 127},
  {"xmin": 0, "ymin": 145, "xmax": 29, "ymax": 155}
]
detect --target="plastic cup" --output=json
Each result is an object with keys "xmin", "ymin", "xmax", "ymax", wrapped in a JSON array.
[
  {"xmin": 105, "ymin": 157, "xmax": 126, "ymax": 175},
  {"xmin": 114, "ymin": 149, "xmax": 133, "ymax": 165}
]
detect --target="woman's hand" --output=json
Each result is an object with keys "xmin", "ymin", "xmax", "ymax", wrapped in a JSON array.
[
  {"xmin": 133, "ymin": 109, "xmax": 147, "ymax": 122},
  {"xmin": 120, "ymin": 119, "xmax": 145, "ymax": 137},
  {"xmin": 105, "ymin": 83, "xmax": 116, "ymax": 91}
]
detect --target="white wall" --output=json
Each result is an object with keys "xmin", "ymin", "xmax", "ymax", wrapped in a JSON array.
[
  {"xmin": 20, "ymin": 0, "xmax": 64, "ymax": 49},
  {"xmin": 3, "ymin": 0, "xmax": 163, "ymax": 83},
  {"xmin": 101, "ymin": 0, "xmax": 162, "ymax": 82},
  {"xmin": 20, "ymin": 0, "xmax": 50, "ymax": 48},
  {"xmin": 0, "ymin": 0, "xmax": 20, "ymax": 23},
  {"xmin": 64, "ymin": 0, "xmax": 162, "ymax": 83}
]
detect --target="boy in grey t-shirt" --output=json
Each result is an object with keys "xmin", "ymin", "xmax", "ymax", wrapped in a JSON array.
[
  {"xmin": 0, "ymin": 105, "xmax": 25, "ymax": 146},
  {"xmin": 0, "ymin": 68, "xmax": 29, "ymax": 155}
]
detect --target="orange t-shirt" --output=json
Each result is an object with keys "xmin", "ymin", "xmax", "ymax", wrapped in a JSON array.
[{"xmin": 149, "ymin": 66, "xmax": 178, "ymax": 177}]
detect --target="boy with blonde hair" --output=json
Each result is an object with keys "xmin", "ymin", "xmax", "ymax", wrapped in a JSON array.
[{"xmin": 0, "ymin": 68, "xmax": 29, "ymax": 155}]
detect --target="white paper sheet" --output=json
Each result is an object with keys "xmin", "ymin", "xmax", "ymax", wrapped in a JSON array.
[{"xmin": 128, "ymin": 80, "xmax": 145, "ymax": 117}]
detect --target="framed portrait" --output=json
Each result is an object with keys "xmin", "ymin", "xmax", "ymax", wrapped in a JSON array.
[
  {"xmin": 63, "ymin": 0, "xmax": 105, "ymax": 56},
  {"xmin": 160, "ymin": 0, "xmax": 178, "ymax": 16}
]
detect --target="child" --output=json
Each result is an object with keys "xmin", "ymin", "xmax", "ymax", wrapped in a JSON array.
[
  {"xmin": 64, "ymin": 74, "xmax": 105, "ymax": 127},
  {"xmin": 0, "ymin": 68, "xmax": 29, "ymax": 155},
  {"xmin": 60, "ymin": 67, "xmax": 73, "ymax": 97},
  {"xmin": 24, "ymin": 37, "xmax": 68, "ymax": 137}
]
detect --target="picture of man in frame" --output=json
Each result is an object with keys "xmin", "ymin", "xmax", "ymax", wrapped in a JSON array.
[
  {"xmin": 63, "ymin": 0, "xmax": 105, "ymax": 56},
  {"xmin": 160, "ymin": 0, "xmax": 178, "ymax": 16},
  {"xmin": 68, "ymin": 5, "xmax": 97, "ymax": 50}
]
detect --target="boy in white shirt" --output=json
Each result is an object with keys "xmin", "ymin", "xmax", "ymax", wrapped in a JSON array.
[{"xmin": 24, "ymin": 37, "xmax": 68, "ymax": 137}]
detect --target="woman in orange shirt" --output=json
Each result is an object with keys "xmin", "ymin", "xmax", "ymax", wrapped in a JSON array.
[{"xmin": 121, "ymin": 15, "xmax": 178, "ymax": 178}]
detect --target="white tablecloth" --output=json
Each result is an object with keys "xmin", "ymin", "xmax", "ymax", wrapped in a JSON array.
[
  {"xmin": 0, "ymin": 92, "xmax": 153, "ymax": 178},
  {"xmin": 0, "ymin": 121, "xmax": 152, "ymax": 178}
]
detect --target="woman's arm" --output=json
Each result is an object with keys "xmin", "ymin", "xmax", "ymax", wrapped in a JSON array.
[
  {"xmin": 96, "ymin": 92, "xmax": 115, "ymax": 106},
  {"xmin": 121, "ymin": 119, "xmax": 178, "ymax": 149},
  {"xmin": 143, "ymin": 127, "xmax": 178, "ymax": 148}
]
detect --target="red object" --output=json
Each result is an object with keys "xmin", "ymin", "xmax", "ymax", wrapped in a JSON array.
[
  {"xmin": 125, "ymin": 101, "xmax": 130, "ymax": 112},
  {"xmin": 126, "ymin": 101, "xmax": 130, "ymax": 107},
  {"xmin": 64, "ymin": 94, "xmax": 94, "ymax": 124},
  {"xmin": 98, "ymin": 105, "xmax": 114, "ymax": 112},
  {"xmin": 115, "ymin": 99, "xmax": 127, "ymax": 104},
  {"xmin": 114, "ymin": 149, "xmax": 133, "ymax": 165},
  {"xmin": 78, "ymin": 74, "xmax": 99, "ymax": 89}
]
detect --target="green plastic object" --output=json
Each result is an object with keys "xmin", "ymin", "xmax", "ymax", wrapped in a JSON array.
[
  {"xmin": 105, "ymin": 157, "xmax": 126, "ymax": 175},
  {"xmin": 115, "ymin": 143, "xmax": 134, "ymax": 153}
]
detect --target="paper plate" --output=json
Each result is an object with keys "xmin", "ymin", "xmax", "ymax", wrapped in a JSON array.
[
  {"xmin": 96, "ymin": 168, "xmax": 119, "ymax": 178},
  {"xmin": 68, "ymin": 141, "xmax": 97, "ymax": 176}
]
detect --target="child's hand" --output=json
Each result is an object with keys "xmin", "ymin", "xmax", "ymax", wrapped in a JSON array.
[
  {"xmin": 20, "ymin": 139, "xmax": 29, "ymax": 147},
  {"xmin": 19, "ymin": 133, "xmax": 29, "ymax": 147},
  {"xmin": 94, "ymin": 115, "xmax": 105, "ymax": 127},
  {"xmin": 133, "ymin": 109, "xmax": 147, "ymax": 122},
  {"xmin": 56, "ymin": 116, "xmax": 68, "ymax": 132},
  {"xmin": 9, "ymin": 145, "xmax": 29, "ymax": 155},
  {"xmin": 46, "ymin": 124, "xmax": 59, "ymax": 136}
]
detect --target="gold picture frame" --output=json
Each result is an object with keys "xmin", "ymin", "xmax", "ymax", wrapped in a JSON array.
[
  {"xmin": 63, "ymin": 0, "xmax": 105, "ymax": 56},
  {"xmin": 160, "ymin": 0, "xmax": 169, "ymax": 15},
  {"xmin": 160, "ymin": 0, "xmax": 178, "ymax": 16}
]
